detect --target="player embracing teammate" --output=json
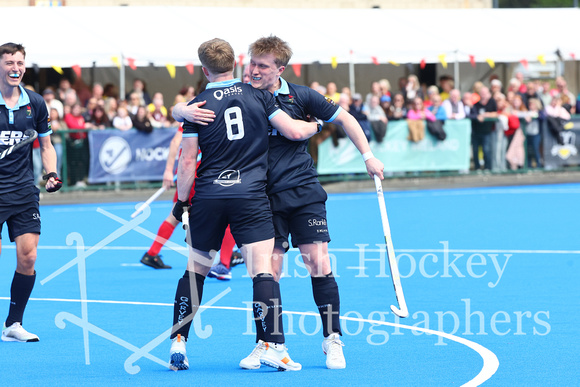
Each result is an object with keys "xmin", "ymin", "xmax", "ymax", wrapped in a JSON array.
[{"xmin": 172, "ymin": 36, "xmax": 384, "ymax": 370}]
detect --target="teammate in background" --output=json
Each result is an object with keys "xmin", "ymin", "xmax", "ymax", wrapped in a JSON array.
[
  {"xmin": 174, "ymin": 36, "xmax": 384, "ymax": 370},
  {"xmin": 168, "ymin": 38, "xmax": 320, "ymax": 371},
  {"xmin": 140, "ymin": 126, "xmax": 241, "ymax": 279},
  {"xmin": 0, "ymin": 43, "xmax": 62, "ymax": 342}
]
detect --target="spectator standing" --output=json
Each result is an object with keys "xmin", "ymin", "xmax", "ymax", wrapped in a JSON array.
[
  {"xmin": 127, "ymin": 92, "xmax": 142, "ymax": 116},
  {"xmin": 462, "ymin": 92, "xmax": 473, "ymax": 117},
  {"xmin": 148, "ymin": 92, "xmax": 169, "ymax": 128},
  {"xmin": 86, "ymin": 105, "xmax": 111, "ymax": 129},
  {"xmin": 523, "ymin": 98, "xmax": 545, "ymax": 168},
  {"xmin": 42, "ymin": 88, "xmax": 64, "ymax": 119},
  {"xmin": 387, "ymin": 92, "xmax": 407, "ymax": 121},
  {"xmin": 132, "ymin": 105, "xmax": 153, "ymax": 134},
  {"xmin": 404, "ymin": 74, "xmax": 423, "ymax": 106},
  {"xmin": 366, "ymin": 95, "xmax": 388, "ymax": 143},
  {"xmin": 469, "ymin": 86, "xmax": 498, "ymax": 170},
  {"xmin": 349, "ymin": 93, "xmax": 371, "ymax": 142},
  {"xmin": 325, "ymin": 82, "xmax": 341, "ymax": 104},
  {"xmin": 112, "ymin": 106, "xmax": 133, "ymax": 131},
  {"xmin": 442, "ymin": 89, "xmax": 465, "ymax": 120},
  {"xmin": 125, "ymin": 78, "xmax": 151, "ymax": 106},
  {"xmin": 365, "ymin": 81, "xmax": 382, "ymax": 107}
]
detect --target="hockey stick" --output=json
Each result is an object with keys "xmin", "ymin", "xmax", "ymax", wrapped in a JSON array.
[
  {"xmin": 131, "ymin": 175, "xmax": 177, "ymax": 218},
  {"xmin": 0, "ymin": 129, "xmax": 38, "ymax": 160},
  {"xmin": 373, "ymin": 175, "xmax": 409, "ymax": 318}
]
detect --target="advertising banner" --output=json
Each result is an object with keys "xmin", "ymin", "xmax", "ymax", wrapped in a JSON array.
[
  {"xmin": 543, "ymin": 116, "xmax": 580, "ymax": 170},
  {"xmin": 88, "ymin": 128, "xmax": 177, "ymax": 183},
  {"xmin": 317, "ymin": 119, "xmax": 471, "ymax": 174}
]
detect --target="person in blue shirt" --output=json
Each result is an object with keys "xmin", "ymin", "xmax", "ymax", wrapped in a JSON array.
[
  {"xmin": 168, "ymin": 38, "xmax": 320, "ymax": 372},
  {"xmin": 173, "ymin": 36, "xmax": 384, "ymax": 370},
  {"xmin": 0, "ymin": 43, "xmax": 61, "ymax": 343}
]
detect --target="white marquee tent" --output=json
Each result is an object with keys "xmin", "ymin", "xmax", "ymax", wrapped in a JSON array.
[
  {"xmin": 3, "ymin": 7, "xmax": 579, "ymax": 67},
  {"xmin": 3, "ymin": 6, "xmax": 579, "ymax": 95}
]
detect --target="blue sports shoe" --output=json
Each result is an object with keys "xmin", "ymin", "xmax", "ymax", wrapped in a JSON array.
[{"xmin": 207, "ymin": 262, "xmax": 232, "ymax": 281}]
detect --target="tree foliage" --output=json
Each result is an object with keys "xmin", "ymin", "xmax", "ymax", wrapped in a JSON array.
[{"xmin": 499, "ymin": 0, "xmax": 576, "ymax": 7}]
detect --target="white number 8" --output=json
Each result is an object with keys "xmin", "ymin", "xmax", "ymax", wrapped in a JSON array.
[{"xmin": 225, "ymin": 106, "xmax": 245, "ymax": 140}]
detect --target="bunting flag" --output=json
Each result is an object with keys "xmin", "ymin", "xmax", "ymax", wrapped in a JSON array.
[
  {"xmin": 388, "ymin": 60, "xmax": 399, "ymax": 66},
  {"xmin": 331, "ymin": 56, "xmax": 338, "ymax": 69},
  {"xmin": 238, "ymin": 54, "xmax": 245, "ymax": 68},
  {"xmin": 520, "ymin": 59, "xmax": 529, "ymax": 69},
  {"xmin": 438, "ymin": 54, "xmax": 447, "ymax": 69},
  {"xmin": 186, "ymin": 62, "xmax": 194, "ymax": 75},
  {"xmin": 71, "ymin": 65, "xmax": 81, "ymax": 78},
  {"xmin": 291, "ymin": 63, "xmax": 302, "ymax": 77},
  {"xmin": 371, "ymin": 56, "xmax": 379, "ymax": 66},
  {"xmin": 166, "ymin": 64, "xmax": 176, "ymax": 79},
  {"xmin": 111, "ymin": 56, "xmax": 121, "ymax": 69},
  {"xmin": 420, "ymin": 58, "xmax": 426, "ymax": 69},
  {"xmin": 127, "ymin": 57, "xmax": 137, "ymax": 70},
  {"xmin": 537, "ymin": 54, "xmax": 546, "ymax": 65},
  {"xmin": 571, "ymin": 53, "xmax": 576, "ymax": 60},
  {"xmin": 469, "ymin": 55, "xmax": 476, "ymax": 67},
  {"xmin": 486, "ymin": 58, "xmax": 495, "ymax": 68}
]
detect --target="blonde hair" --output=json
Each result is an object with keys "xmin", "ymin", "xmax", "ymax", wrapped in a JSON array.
[
  {"xmin": 198, "ymin": 38, "xmax": 235, "ymax": 74},
  {"xmin": 249, "ymin": 35, "xmax": 292, "ymax": 67}
]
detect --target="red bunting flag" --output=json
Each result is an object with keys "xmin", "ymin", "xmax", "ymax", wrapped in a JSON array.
[
  {"xmin": 127, "ymin": 57, "xmax": 137, "ymax": 70},
  {"xmin": 469, "ymin": 55, "xmax": 476, "ymax": 68},
  {"xmin": 238, "ymin": 54, "xmax": 245, "ymax": 67},
  {"xmin": 420, "ymin": 58, "xmax": 426, "ymax": 69},
  {"xmin": 71, "ymin": 65, "xmax": 81, "ymax": 78},
  {"xmin": 186, "ymin": 62, "xmax": 194, "ymax": 75},
  {"xmin": 571, "ymin": 53, "xmax": 576, "ymax": 60},
  {"xmin": 291, "ymin": 63, "xmax": 302, "ymax": 77},
  {"xmin": 371, "ymin": 56, "xmax": 379, "ymax": 66},
  {"xmin": 520, "ymin": 59, "xmax": 528, "ymax": 69}
]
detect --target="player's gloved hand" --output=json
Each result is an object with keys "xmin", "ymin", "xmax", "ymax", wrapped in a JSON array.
[
  {"xmin": 43, "ymin": 172, "xmax": 63, "ymax": 193},
  {"xmin": 172, "ymin": 199, "xmax": 190, "ymax": 222}
]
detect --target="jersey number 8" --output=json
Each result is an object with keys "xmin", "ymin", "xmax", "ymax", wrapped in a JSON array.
[{"xmin": 225, "ymin": 107, "xmax": 245, "ymax": 141}]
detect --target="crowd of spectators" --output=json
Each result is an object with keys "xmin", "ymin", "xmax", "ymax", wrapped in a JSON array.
[
  {"xmin": 310, "ymin": 73, "xmax": 579, "ymax": 171},
  {"xmin": 34, "ymin": 77, "xmax": 188, "ymax": 186},
  {"xmin": 26, "ymin": 71, "xmax": 580, "ymax": 186}
]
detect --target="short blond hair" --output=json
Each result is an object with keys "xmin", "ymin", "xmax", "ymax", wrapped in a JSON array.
[
  {"xmin": 198, "ymin": 38, "xmax": 235, "ymax": 74},
  {"xmin": 248, "ymin": 35, "xmax": 293, "ymax": 67}
]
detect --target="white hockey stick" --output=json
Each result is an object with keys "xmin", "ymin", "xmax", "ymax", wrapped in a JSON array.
[
  {"xmin": 0, "ymin": 129, "xmax": 38, "ymax": 160},
  {"xmin": 374, "ymin": 175, "xmax": 409, "ymax": 318},
  {"xmin": 131, "ymin": 176, "xmax": 177, "ymax": 218}
]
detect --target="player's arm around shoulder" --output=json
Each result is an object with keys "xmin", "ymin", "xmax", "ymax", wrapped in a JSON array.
[
  {"xmin": 270, "ymin": 111, "xmax": 319, "ymax": 141},
  {"xmin": 172, "ymin": 100, "xmax": 215, "ymax": 125}
]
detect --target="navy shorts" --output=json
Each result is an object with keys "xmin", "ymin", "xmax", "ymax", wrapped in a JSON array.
[
  {"xmin": 0, "ymin": 190, "xmax": 41, "ymax": 242},
  {"xmin": 269, "ymin": 183, "xmax": 330, "ymax": 251},
  {"xmin": 188, "ymin": 196, "xmax": 274, "ymax": 252}
]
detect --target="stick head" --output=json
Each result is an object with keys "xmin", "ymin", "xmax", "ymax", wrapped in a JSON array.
[{"xmin": 391, "ymin": 304, "xmax": 409, "ymax": 318}]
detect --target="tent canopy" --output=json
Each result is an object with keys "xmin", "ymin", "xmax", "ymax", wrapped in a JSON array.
[{"xmin": 3, "ymin": 7, "xmax": 579, "ymax": 68}]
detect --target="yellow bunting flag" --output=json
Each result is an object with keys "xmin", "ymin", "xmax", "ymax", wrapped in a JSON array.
[
  {"xmin": 52, "ymin": 66, "xmax": 63, "ymax": 75},
  {"xmin": 438, "ymin": 54, "xmax": 447, "ymax": 69},
  {"xmin": 486, "ymin": 58, "xmax": 495, "ymax": 68},
  {"xmin": 388, "ymin": 60, "xmax": 400, "ymax": 66},
  {"xmin": 537, "ymin": 55, "xmax": 546, "ymax": 65},
  {"xmin": 111, "ymin": 56, "xmax": 121, "ymax": 69},
  {"xmin": 166, "ymin": 64, "xmax": 176, "ymax": 79},
  {"xmin": 331, "ymin": 56, "xmax": 338, "ymax": 69}
]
